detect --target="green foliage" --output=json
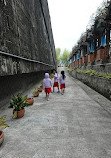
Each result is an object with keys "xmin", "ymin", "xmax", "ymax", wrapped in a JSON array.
[
  {"xmin": 49, "ymin": 73, "xmax": 54, "ymax": 79},
  {"xmin": 33, "ymin": 86, "xmax": 39, "ymax": 96},
  {"xmin": 13, "ymin": 111, "xmax": 17, "ymax": 119},
  {"xmin": 67, "ymin": 68, "xmax": 73, "ymax": 72},
  {"xmin": 87, "ymin": 1, "xmax": 109, "ymax": 29},
  {"xmin": 60, "ymin": 49, "xmax": 70, "ymax": 66},
  {"xmin": 56, "ymin": 48, "xmax": 61, "ymax": 65},
  {"xmin": 41, "ymin": 80, "xmax": 43, "ymax": 85},
  {"xmin": 0, "ymin": 115, "xmax": 9, "ymax": 129},
  {"xmin": 67, "ymin": 64, "xmax": 70, "ymax": 68},
  {"xmin": 56, "ymin": 48, "xmax": 61, "ymax": 55},
  {"xmin": 56, "ymin": 48, "xmax": 70, "ymax": 66},
  {"xmin": 35, "ymin": 86, "xmax": 39, "ymax": 91},
  {"xmin": 77, "ymin": 69, "xmax": 111, "ymax": 79},
  {"xmin": 9, "ymin": 93, "xmax": 28, "ymax": 111},
  {"xmin": 33, "ymin": 91, "xmax": 36, "ymax": 96},
  {"xmin": 98, "ymin": 73, "xmax": 111, "ymax": 79},
  {"xmin": 96, "ymin": 1, "xmax": 108, "ymax": 16}
]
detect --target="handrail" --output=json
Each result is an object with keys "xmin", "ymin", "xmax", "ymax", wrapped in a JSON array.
[{"xmin": 0, "ymin": 50, "xmax": 54, "ymax": 67}]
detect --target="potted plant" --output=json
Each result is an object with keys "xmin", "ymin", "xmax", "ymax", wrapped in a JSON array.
[
  {"xmin": 0, "ymin": 115, "xmax": 9, "ymax": 146},
  {"xmin": 49, "ymin": 73, "xmax": 54, "ymax": 80},
  {"xmin": 9, "ymin": 93, "xmax": 28, "ymax": 119},
  {"xmin": 38, "ymin": 87, "xmax": 42, "ymax": 92},
  {"xmin": 39, "ymin": 82, "xmax": 43, "ymax": 92},
  {"xmin": 40, "ymin": 80, "xmax": 43, "ymax": 90},
  {"xmin": 33, "ymin": 86, "xmax": 39, "ymax": 97},
  {"xmin": 26, "ymin": 98, "xmax": 34, "ymax": 105}
]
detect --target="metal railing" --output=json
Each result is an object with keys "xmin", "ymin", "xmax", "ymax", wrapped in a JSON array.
[{"xmin": 0, "ymin": 50, "xmax": 55, "ymax": 67}]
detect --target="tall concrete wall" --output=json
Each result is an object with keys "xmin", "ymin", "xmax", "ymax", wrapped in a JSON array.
[
  {"xmin": 0, "ymin": 0, "xmax": 56, "ymax": 76},
  {"xmin": 0, "ymin": 0, "xmax": 56, "ymax": 105}
]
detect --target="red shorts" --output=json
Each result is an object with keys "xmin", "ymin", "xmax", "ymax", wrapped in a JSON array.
[
  {"xmin": 53, "ymin": 82, "xmax": 59, "ymax": 87},
  {"xmin": 45, "ymin": 87, "xmax": 52, "ymax": 93},
  {"xmin": 60, "ymin": 83, "xmax": 65, "ymax": 89}
]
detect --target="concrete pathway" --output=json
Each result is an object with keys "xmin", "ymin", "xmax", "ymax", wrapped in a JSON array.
[{"xmin": 0, "ymin": 67, "xmax": 111, "ymax": 158}]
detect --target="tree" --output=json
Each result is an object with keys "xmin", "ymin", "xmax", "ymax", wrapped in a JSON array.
[
  {"xmin": 60, "ymin": 49, "xmax": 70, "ymax": 66},
  {"xmin": 87, "ymin": 0, "xmax": 109, "ymax": 30},
  {"xmin": 56, "ymin": 48, "xmax": 61, "ymax": 65},
  {"xmin": 56, "ymin": 48, "xmax": 61, "ymax": 55}
]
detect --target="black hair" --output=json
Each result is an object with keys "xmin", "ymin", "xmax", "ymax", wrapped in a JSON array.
[
  {"xmin": 61, "ymin": 71, "xmax": 65, "ymax": 80},
  {"xmin": 53, "ymin": 69, "xmax": 57, "ymax": 73}
]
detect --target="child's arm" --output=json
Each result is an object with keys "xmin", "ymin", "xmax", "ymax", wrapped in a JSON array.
[
  {"xmin": 59, "ymin": 76, "xmax": 61, "ymax": 83},
  {"xmin": 54, "ymin": 73, "xmax": 58, "ymax": 78},
  {"xmin": 43, "ymin": 79, "xmax": 45, "ymax": 88},
  {"xmin": 50, "ymin": 79, "xmax": 52, "ymax": 87}
]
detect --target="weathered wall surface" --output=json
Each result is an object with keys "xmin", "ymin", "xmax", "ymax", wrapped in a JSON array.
[
  {"xmin": 0, "ymin": 0, "xmax": 56, "ymax": 105},
  {"xmin": 0, "ymin": 0, "xmax": 56, "ymax": 76},
  {"xmin": 69, "ymin": 70, "xmax": 111, "ymax": 101}
]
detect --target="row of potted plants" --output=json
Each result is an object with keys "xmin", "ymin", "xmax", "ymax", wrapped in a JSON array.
[
  {"xmin": 0, "ymin": 79, "xmax": 45, "ymax": 146},
  {"xmin": 32, "ymin": 80, "xmax": 43, "ymax": 97},
  {"xmin": 0, "ymin": 73, "xmax": 55, "ymax": 146}
]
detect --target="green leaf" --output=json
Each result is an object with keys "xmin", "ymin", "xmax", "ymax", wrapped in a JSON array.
[
  {"xmin": 0, "ymin": 115, "xmax": 8, "ymax": 129},
  {"xmin": 13, "ymin": 111, "xmax": 17, "ymax": 119},
  {"xmin": 24, "ymin": 95, "xmax": 27, "ymax": 101},
  {"xmin": 0, "ymin": 124, "xmax": 9, "ymax": 129},
  {"xmin": 10, "ymin": 93, "xmax": 28, "ymax": 111},
  {"xmin": 0, "ymin": 115, "xmax": 6, "ymax": 121}
]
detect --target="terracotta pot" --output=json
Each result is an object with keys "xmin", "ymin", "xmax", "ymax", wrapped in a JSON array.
[
  {"xmin": 34, "ymin": 91, "xmax": 39, "ymax": 97},
  {"xmin": 13, "ymin": 108, "xmax": 25, "ymax": 118},
  {"xmin": 26, "ymin": 98, "xmax": 34, "ymax": 105},
  {"xmin": 40, "ymin": 85, "xmax": 43, "ymax": 90},
  {"xmin": 39, "ymin": 87, "xmax": 42, "ymax": 92},
  {"xmin": 0, "ymin": 130, "xmax": 4, "ymax": 146}
]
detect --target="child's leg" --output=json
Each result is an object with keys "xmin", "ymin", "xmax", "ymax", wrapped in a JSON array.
[
  {"xmin": 58, "ymin": 86, "xmax": 60, "ymax": 92},
  {"xmin": 46, "ymin": 92, "xmax": 48, "ymax": 97},
  {"xmin": 61, "ymin": 88, "xmax": 63, "ymax": 95},
  {"xmin": 47, "ymin": 93, "xmax": 49, "ymax": 100},
  {"xmin": 53, "ymin": 86, "xmax": 54, "ymax": 92}
]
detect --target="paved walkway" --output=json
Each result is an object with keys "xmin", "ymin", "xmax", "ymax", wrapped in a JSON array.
[{"xmin": 0, "ymin": 67, "xmax": 111, "ymax": 158}]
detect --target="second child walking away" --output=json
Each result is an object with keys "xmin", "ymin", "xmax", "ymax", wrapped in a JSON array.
[
  {"xmin": 43, "ymin": 73, "xmax": 52, "ymax": 101},
  {"xmin": 59, "ymin": 71, "xmax": 66, "ymax": 95},
  {"xmin": 53, "ymin": 69, "xmax": 60, "ymax": 93}
]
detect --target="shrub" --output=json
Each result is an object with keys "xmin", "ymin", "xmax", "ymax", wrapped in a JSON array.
[
  {"xmin": 9, "ymin": 93, "xmax": 28, "ymax": 111},
  {"xmin": 77, "ymin": 69, "xmax": 111, "ymax": 79},
  {"xmin": 67, "ymin": 68, "xmax": 73, "ymax": 72}
]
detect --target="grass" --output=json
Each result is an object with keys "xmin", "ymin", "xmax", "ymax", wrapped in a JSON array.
[
  {"xmin": 67, "ymin": 68, "xmax": 74, "ymax": 72},
  {"xmin": 77, "ymin": 69, "xmax": 111, "ymax": 79}
]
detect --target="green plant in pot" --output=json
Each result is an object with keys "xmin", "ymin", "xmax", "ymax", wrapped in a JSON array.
[
  {"xmin": 9, "ymin": 93, "xmax": 28, "ymax": 119},
  {"xmin": 26, "ymin": 98, "xmax": 34, "ymax": 106},
  {"xmin": 33, "ymin": 86, "xmax": 39, "ymax": 97},
  {"xmin": 39, "ymin": 82, "xmax": 43, "ymax": 92},
  {"xmin": 40, "ymin": 80, "xmax": 43, "ymax": 90},
  {"xmin": 0, "ymin": 115, "xmax": 9, "ymax": 146},
  {"xmin": 41, "ymin": 80, "xmax": 43, "ymax": 86},
  {"xmin": 49, "ymin": 74, "xmax": 54, "ymax": 80}
]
